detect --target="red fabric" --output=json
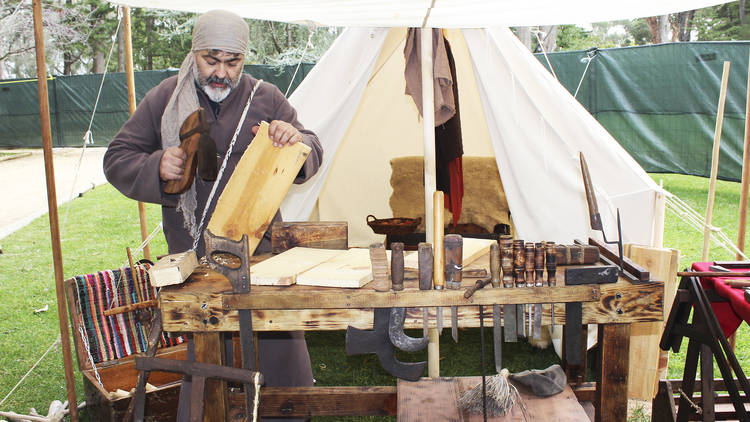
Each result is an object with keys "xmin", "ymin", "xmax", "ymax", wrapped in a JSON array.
[
  {"xmin": 444, "ymin": 156, "xmax": 463, "ymax": 225},
  {"xmin": 691, "ymin": 262, "xmax": 750, "ymax": 338}
]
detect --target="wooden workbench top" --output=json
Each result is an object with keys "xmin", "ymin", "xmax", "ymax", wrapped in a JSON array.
[{"xmin": 159, "ymin": 257, "xmax": 664, "ymax": 333}]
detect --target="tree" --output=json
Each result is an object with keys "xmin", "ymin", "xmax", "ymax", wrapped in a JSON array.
[{"xmin": 693, "ymin": 1, "xmax": 750, "ymax": 40}]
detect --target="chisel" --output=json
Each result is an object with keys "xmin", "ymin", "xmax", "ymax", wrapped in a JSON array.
[
  {"xmin": 445, "ymin": 234, "xmax": 463, "ymax": 343},
  {"xmin": 501, "ymin": 237, "xmax": 517, "ymax": 342},
  {"xmin": 513, "ymin": 239, "xmax": 526, "ymax": 336},
  {"xmin": 433, "ymin": 191, "xmax": 445, "ymax": 335},
  {"xmin": 525, "ymin": 242, "xmax": 535, "ymax": 337},
  {"xmin": 418, "ymin": 242, "xmax": 433, "ymax": 337},
  {"xmin": 533, "ymin": 242, "xmax": 544, "ymax": 339},
  {"xmin": 546, "ymin": 242, "xmax": 557, "ymax": 332},
  {"xmin": 489, "ymin": 242, "xmax": 503, "ymax": 372}
]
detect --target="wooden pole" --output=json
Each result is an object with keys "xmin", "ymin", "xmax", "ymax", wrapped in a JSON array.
[
  {"xmin": 420, "ymin": 28, "xmax": 441, "ymax": 378},
  {"xmin": 738, "ymin": 52, "xmax": 750, "ymax": 260},
  {"xmin": 31, "ymin": 0, "xmax": 78, "ymax": 419},
  {"xmin": 702, "ymin": 61, "xmax": 731, "ymax": 262},
  {"xmin": 122, "ymin": 6, "xmax": 152, "ymax": 261}
]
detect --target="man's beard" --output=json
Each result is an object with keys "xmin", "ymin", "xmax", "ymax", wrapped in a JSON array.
[{"xmin": 194, "ymin": 63, "xmax": 240, "ymax": 103}]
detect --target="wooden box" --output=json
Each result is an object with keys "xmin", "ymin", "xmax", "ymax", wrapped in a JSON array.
[{"xmin": 65, "ymin": 264, "xmax": 187, "ymax": 421}]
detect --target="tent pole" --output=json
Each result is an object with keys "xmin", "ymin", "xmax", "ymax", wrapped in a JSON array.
[
  {"xmin": 122, "ymin": 6, "xmax": 152, "ymax": 261},
  {"xmin": 31, "ymin": 0, "xmax": 79, "ymax": 419},
  {"xmin": 421, "ymin": 28, "xmax": 440, "ymax": 378},
  {"xmin": 737, "ymin": 52, "xmax": 750, "ymax": 260},
  {"xmin": 702, "ymin": 61, "xmax": 730, "ymax": 262}
]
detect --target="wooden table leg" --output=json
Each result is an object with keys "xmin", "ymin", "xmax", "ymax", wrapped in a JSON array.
[
  {"xmin": 596, "ymin": 323, "xmax": 630, "ymax": 422},
  {"xmin": 194, "ymin": 332, "xmax": 228, "ymax": 422}
]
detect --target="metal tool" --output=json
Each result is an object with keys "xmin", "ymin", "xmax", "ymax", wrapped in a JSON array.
[
  {"xmin": 513, "ymin": 239, "xmax": 526, "ymax": 337},
  {"xmin": 463, "ymin": 277, "xmax": 492, "ymax": 298},
  {"xmin": 388, "ymin": 242, "xmax": 428, "ymax": 352},
  {"xmin": 445, "ymin": 234, "xmax": 462, "ymax": 343},
  {"xmin": 500, "ymin": 238, "xmax": 517, "ymax": 342},
  {"xmin": 489, "ymin": 243, "xmax": 503, "ymax": 373},
  {"xmin": 204, "ymin": 229, "xmax": 255, "ymax": 418},
  {"xmin": 579, "ymin": 152, "xmax": 625, "ymax": 274},
  {"xmin": 564, "ymin": 265, "xmax": 618, "ymax": 284},
  {"xmin": 525, "ymin": 242, "xmax": 535, "ymax": 337},
  {"xmin": 533, "ymin": 242, "xmax": 544, "ymax": 339},
  {"xmin": 346, "ymin": 308, "xmax": 426, "ymax": 381},
  {"xmin": 418, "ymin": 242, "xmax": 433, "ymax": 337},
  {"xmin": 545, "ymin": 243, "xmax": 557, "ymax": 332}
]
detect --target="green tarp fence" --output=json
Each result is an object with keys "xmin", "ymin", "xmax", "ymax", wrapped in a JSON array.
[
  {"xmin": 0, "ymin": 63, "xmax": 313, "ymax": 149},
  {"xmin": 535, "ymin": 41, "xmax": 750, "ymax": 182}
]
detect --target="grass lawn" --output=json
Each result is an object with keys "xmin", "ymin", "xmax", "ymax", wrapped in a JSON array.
[{"xmin": 0, "ymin": 173, "xmax": 748, "ymax": 421}]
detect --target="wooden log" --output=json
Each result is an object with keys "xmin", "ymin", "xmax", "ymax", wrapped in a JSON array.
[
  {"xmin": 206, "ymin": 121, "xmax": 311, "ymax": 251},
  {"xmin": 159, "ymin": 269, "xmax": 663, "ymax": 332},
  {"xmin": 270, "ymin": 221, "xmax": 347, "ymax": 253}
]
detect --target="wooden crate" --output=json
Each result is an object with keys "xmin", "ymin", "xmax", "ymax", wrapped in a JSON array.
[{"xmin": 65, "ymin": 265, "xmax": 186, "ymax": 421}]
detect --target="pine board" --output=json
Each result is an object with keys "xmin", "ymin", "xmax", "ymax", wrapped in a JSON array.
[
  {"xmin": 397, "ymin": 377, "xmax": 588, "ymax": 421},
  {"xmin": 403, "ymin": 237, "xmax": 495, "ymax": 269},
  {"xmin": 205, "ymin": 121, "xmax": 311, "ymax": 252},
  {"xmin": 296, "ymin": 248, "xmax": 373, "ymax": 288},
  {"xmin": 250, "ymin": 247, "xmax": 343, "ymax": 286}
]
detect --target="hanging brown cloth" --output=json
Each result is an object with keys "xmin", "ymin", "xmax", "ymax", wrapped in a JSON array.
[{"xmin": 404, "ymin": 28, "xmax": 464, "ymax": 225}]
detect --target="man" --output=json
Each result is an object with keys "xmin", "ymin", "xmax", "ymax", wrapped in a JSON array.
[{"xmin": 103, "ymin": 9, "xmax": 322, "ymax": 416}]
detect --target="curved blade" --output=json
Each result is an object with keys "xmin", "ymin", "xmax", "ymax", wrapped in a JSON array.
[
  {"xmin": 389, "ymin": 308, "xmax": 428, "ymax": 352},
  {"xmin": 579, "ymin": 152, "xmax": 603, "ymax": 231}
]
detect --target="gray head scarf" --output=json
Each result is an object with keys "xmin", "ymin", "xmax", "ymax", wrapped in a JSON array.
[{"xmin": 160, "ymin": 9, "xmax": 249, "ymax": 243}]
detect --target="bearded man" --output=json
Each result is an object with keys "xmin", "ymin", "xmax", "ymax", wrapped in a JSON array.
[{"xmin": 103, "ymin": 9, "xmax": 321, "ymax": 418}]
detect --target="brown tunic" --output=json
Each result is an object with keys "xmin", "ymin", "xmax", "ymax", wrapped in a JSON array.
[{"xmin": 104, "ymin": 74, "xmax": 322, "ymax": 401}]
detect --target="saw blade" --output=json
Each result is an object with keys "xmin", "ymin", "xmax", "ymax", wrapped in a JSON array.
[
  {"xmin": 451, "ymin": 306, "xmax": 458, "ymax": 342},
  {"xmin": 504, "ymin": 302, "xmax": 517, "ymax": 342}
]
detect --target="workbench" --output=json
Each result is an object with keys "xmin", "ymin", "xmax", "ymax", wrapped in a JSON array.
[{"xmin": 158, "ymin": 253, "xmax": 664, "ymax": 421}]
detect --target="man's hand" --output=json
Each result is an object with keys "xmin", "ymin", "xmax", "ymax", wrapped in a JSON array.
[
  {"xmin": 252, "ymin": 120, "xmax": 303, "ymax": 147},
  {"xmin": 160, "ymin": 146, "xmax": 187, "ymax": 181}
]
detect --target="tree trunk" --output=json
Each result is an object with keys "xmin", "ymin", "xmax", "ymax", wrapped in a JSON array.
[
  {"xmin": 658, "ymin": 15, "xmax": 670, "ymax": 43},
  {"xmin": 63, "ymin": 0, "xmax": 73, "ymax": 75},
  {"xmin": 742, "ymin": 0, "xmax": 747, "ymax": 25},
  {"xmin": 145, "ymin": 16, "xmax": 153, "ymax": 70},
  {"xmin": 646, "ymin": 15, "xmax": 671, "ymax": 43},
  {"xmin": 539, "ymin": 25, "xmax": 558, "ymax": 52},
  {"xmin": 93, "ymin": 50, "xmax": 105, "ymax": 74},
  {"xmin": 0, "ymin": 60, "xmax": 5, "ymax": 80},
  {"xmin": 117, "ymin": 26, "xmax": 125, "ymax": 72},
  {"xmin": 516, "ymin": 27, "xmax": 532, "ymax": 50},
  {"xmin": 673, "ymin": 10, "xmax": 695, "ymax": 41}
]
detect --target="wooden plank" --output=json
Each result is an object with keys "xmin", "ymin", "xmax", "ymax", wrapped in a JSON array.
[
  {"xmin": 243, "ymin": 386, "xmax": 396, "ymax": 417},
  {"xmin": 149, "ymin": 250, "xmax": 199, "ymax": 287},
  {"xmin": 397, "ymin": 378, "xmax": 461, "ymax": 421},
  {"xmin": 250, "ymin": 247, "xmax": 342, "ymax": 286},
  {"xmin": 596, "ymin": 324, "xmax": 630, "ymax": 422},
  {"xmin": 297, "ymin": 248, "xmax": 374, "ymax": 288},
  {"xmin": 404, "ymin": 237, "xmax": 495, "ymax": 269},
  {"xmin": 159, "ymin": 271, "xmax": 663, "ymax": 332},
  {"xmin": 205, "ymin": 121, "xmax": 311, "ymax": 250},
  {"xmin": 224, "ymin": 284, "xmax": 600, "ymax": 309},
  {"xmin": 396, "ymin": 377, "xmax": 589, "ymax": 421},
  {"xmin": 193, "ymin": 333, "xmax": 227, "ymax": 422},
  {"xmin": 625, "ymin": 245, "xmax": 679, "ymax": 401},
  {"xmin": 270, "ymin": 221, "xmax": 348, "ymax": 253}
]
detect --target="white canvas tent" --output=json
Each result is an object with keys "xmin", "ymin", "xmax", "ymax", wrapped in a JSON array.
[{"xmin": 281, "ymin": 26, "xmax": 661, "ymax": 247}]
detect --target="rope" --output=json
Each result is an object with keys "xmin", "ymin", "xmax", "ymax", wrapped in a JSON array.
[
  {"xmin": 664, "ymin": 191, "xmax": 749, "ymax": 260},
  {"xmin": 574, "ymin": 49, "xmax": 597, "ymax": 98},
  {"xmin": 283, "ymin": 28, "xmax": 315, "ymax": 98},
  {"xmin": 533, "ymin": 29, "xmax": 557, "ymax": 80},
  {"xmin": 0, "ymin": 336, "xmax": 61, "ymax": 407},
  {"xmin": 192, "ymin": 78, "xmax": 264, "ymax": 251},
  {"xmin": 677, "ymin": 388, "xmax": 703, "ymax": 414}
]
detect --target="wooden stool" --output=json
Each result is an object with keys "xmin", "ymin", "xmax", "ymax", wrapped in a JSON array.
[{"xmin": 654, "ymin": 274, "xmax": 750, "ymax": 421}]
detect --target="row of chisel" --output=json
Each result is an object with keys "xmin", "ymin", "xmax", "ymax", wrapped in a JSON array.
[{"xmin": 497, "ymin": 236, "xmax": 557, "ymax": 342}]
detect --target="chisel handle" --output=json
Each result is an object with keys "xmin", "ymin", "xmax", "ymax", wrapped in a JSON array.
[
  {"xmin": 391, "ymin": 242, "xmax": 404, "ymax": 291},
  {"xmin": 444, "ymin": 234, "xmax": 463, "ymax": 290},
  {"xmin": 534, "ymin": 242, "xmax": 545, "ymax": 287},
  {"xmin": 545, "ymin": 242, "xmax": 557, "ymax": 287},
  {"xmin": 513, "ymin": 240, "xmax": 526, "ymax": 287},
  {"xmin": 369, "ymin": 242, "xmax": 389, "ymax": 292},
  {"xmin": 433, "ymin": 191, "xmax": 445, "ymax": 290},
  {"xmin": 490, "ymin": 243, "xmax": 501, "ymax": 288},
  {"xmin": 418, "ymin": 242, "xmax": 433, "ymax": 291},
  {"xmin": 524, "ymin": 242, "xmax": 535, "ymax": 286}
]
